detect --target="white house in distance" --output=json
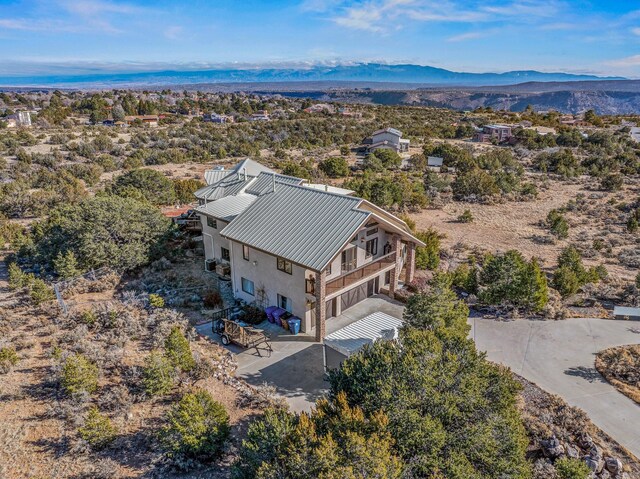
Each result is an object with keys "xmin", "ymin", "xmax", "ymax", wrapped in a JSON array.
[
  {"xmin": 361, "ymin": 127, "xmax": 410, "ymax": 153},
  {"xmin": 194, "ymin": 159, "xmax": 423, "ymax": 342}
]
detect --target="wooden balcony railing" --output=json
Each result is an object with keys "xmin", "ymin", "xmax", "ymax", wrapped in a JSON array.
[{"xmin": 326, "ymin": 252, "xmax": 396, "ymax": 295}]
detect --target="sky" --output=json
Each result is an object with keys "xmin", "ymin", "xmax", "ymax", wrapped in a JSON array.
[{"xmin": 1, "ymin": 0, "xmax": 640, "ymax": 77}]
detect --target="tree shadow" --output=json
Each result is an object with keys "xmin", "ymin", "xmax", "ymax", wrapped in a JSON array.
[{"xmin": 564, "ymin": 366, "xmax": 606, "ymax": 383}]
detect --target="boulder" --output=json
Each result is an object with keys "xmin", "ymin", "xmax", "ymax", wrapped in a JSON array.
[
  {"xmin": 541, "ymin": 435, "xmax": 565, "ymax": 458},
  {"xmin": 565, "ymin": 444, "xmax": 580, "ymax": 459},
  {"xmin": 578, "ymin": 432, "xmax": 595, "ymax": 450},
  {"xmin": 584, "ymin": 455, "xmax": 604, "ymax": 474},
  {"xmin": 605, "ymin": 457, "xmax": 623, "ymax": 474}
]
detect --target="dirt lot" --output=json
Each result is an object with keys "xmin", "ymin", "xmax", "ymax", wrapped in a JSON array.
[{"xmin": 410, "ymin": 175, "xmax": 639, "ymax": 281}]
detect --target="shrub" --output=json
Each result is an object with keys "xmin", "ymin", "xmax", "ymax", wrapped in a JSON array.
[
  {"xmin": 30, "ymin": 195, "xmax": 171, "ymax": 272},
  {"xmin": 29, "ymin": 278, "xmax": 55, "ymax": 305},
  {"xmin": 161, "ymin": 389, "xmax": 230, "ymax": 464},
  {"xmin": 61, "ymin": 353, "xmax": 99, "ymax": 396},
  {"xmin": 479, "ymin": 250, "xmax": 549, "ymax": 312},
  {"xmin": 148, "ymin": 293, "xmax": 165, "ymax": 308},
  {"xmin": 403, "ymin": 274, "xmax": 469, "ymax": 337},
  {"xmin": 165, "ymin": 327, "xmax": 195, "ymax": 372},
  {"xmin": 143, "ymin": 351, "xmax": 175, "ymax": 396},
  {"xmin": 173, "ymin": 178, "xmax": 205, "ymax": 204},
  {"xmin": 452, "ymin": 167, "xmax": 500, "ymax": 199},
  {"xmin": 53, "ymin": 250, "xmax": 81, "ymax": 279},
  {"xmin": 600, "ymin": 173, "xmax": 623, "ymax": 192},
  {"xmin": 328, "ymin": 328, "xmax": 530, "ymax": 479},
  {"xmin": 319, "ymin": 156, "xmax": 349, "ymax": 178},
  {"xmin": 458, "ymin": 209, "xmax": 474, "ymax": 223},
  {"xmin": 415, "ymin": 228, "xmax": 441, "ymax": 270},
  {"xmin": 78, "ymin": 406, "xmax": 117, "ymax": 450},
  {"xmin": 546, "ymin": 209, "xmax": 569, "ymax": 239},
  {"xmin": 371, "ymin": 149, "xmax": 402, "ymax": 169},
  {"xmin": 112, "ymin": 168, "xmax": 176, "ymax": 205},
  {"xmin": 0, "ymin": 346, "xmax": 19, "ymax": 374},
  {"xmin": 552, "ymin": 246, "xmax": 603, "ymax": 297},
  {"xmin": 8, "ymin": 262, "xmax": 30, "ymax": 289},
  {"xmin": 636, "ymin": 271, "xmax": 640, "ymax": 289},
  {"xmin": 555, "ymin": 457, "xmax": 591, "ymax": 479},
  {"xmin": 239, "ymin": 304, "xmax": 267, "ymax": 325},
  {"xmin": 203, "ymin": 290, "xmax": 223, "ymax": 309},
  {"xmin": 233, "ymin": 393, "xmax": 402, "ymax": 479}
]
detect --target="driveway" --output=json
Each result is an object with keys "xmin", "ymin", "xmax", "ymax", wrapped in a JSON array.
[
  {"xmin": 196, "ymin": 295, "xmax": 404, "ymax": 412},
  {"xmin": 471, "ymin": 317, "xmax": 640, "ymax": 458}
]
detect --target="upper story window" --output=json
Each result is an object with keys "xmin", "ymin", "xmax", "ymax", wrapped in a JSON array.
[
  {"xmin": 366, "ymin": 227, "xmax": 378, "ymax": 236},
  {"xmin": 221, "ymin": 247, "xmax": 230, "ymax": 262},
  {"xmin": 242, "ymin": 245, "xmax": 250, "ymax": 261},
  {"xmin": 325, "ymin": 263, "xmax": 332, "ymax": 276},
  {"xmin": 305, "ymin": 278, "xmax": 315, "ymax": 294},
  {"xmin": 207, "ymin": 217, "xmax": 217, "ymax": 229},
  {"xmin": 365, "ymin": 238, "xmax": 378, "ymax": 258},
  {"xmin": 277, "ymin": 257, "xmax": 292, "ymax": 275}
]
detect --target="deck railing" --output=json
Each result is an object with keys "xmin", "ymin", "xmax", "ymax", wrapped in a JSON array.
[{"xmin": 326, "ymin": 252, "xmax": 396, "ymax": 295}]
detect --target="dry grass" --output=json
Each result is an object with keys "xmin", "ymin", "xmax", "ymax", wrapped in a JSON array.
[{"xmin": 595, "ymin": 344, "xmax": 640, "ymax": 405}]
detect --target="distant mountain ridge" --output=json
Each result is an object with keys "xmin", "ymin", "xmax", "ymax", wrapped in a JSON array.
[{"xmin": 0, "ymin": 63, "xmax": 625, "ymax": 88}]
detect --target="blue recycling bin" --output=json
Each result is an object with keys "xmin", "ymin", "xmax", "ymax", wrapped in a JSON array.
[{"xmin": 288, "ymin": 317, "xmax": 301, "ymax": 335}]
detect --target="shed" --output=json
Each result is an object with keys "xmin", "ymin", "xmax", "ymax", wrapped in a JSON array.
[
  {"xmin": 323, "ymin": 312, "xmax": 402, "ymax": 371},
  {"xmin": 613, "ymin": 306, "xmax": 640, "ymax": 321}
]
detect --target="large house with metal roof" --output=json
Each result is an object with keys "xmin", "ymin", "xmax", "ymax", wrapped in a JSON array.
[{"xmin": 195, "ymin": 159, "xmax": 423, "ymax": 341}]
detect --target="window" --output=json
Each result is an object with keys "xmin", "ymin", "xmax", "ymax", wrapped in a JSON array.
[
  {"xmin": 325, "ymin": 263, "xmax": 332, "ymax": 275},
  {"xmin": 305, "ymin": 278, "xmax": 315, "ymax": 294},
  {"xmin": 277, "ymin": 257, "xmax": 292, "ymax": 274},
  {"xmin": 365, "ymin": 238, "xmax": 378, "ymax": 258},
  {"xmin": 221, "ymin": 247, "xmax": 230, "ymax": 262},
  {"xmin": 242, "ymin": 245, "xmax": 250, "ymax": 261},
  {"xmin": 385, "ymin": 270, "xmax": 391, "ymax": 285},
  {"xmin": 207, "ymin": 217, "xmax": 217, "ymax": 229},
  {"xmin": 278, "ymin": 294, "xmax": 292, "ymax": 312},
  {"xmin": 241, "ymin": 277, "xmax": 255, "ymax": 295},
  {"xmin": 366, "ymin": 227, "xmax": 378, "ymax": 236}
]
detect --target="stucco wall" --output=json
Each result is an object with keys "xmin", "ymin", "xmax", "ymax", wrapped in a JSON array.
[
  {"xmin": 229, "ymin": 241, "xmax": 313, "ymax": 332},
  {"xmin": 200, "ymin": 216, "xmax": 230, "ymax": 263}
]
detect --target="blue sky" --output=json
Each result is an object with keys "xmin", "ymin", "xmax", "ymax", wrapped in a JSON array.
[{"xmin": 1, "ymin": 0, "xmax": 640, "ymax": 77}]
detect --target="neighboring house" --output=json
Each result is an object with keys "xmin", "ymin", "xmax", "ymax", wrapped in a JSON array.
[
  {"xmin": 427, "ymin": 156, "xmax": 444, "ymax": 168},
  {"xmin": 204, "ymin": 113, "xmax": 234, "ymax": 123},
  {"xmin": 124, "ymin": 115, "xmax": 160, "ymax": 126},
  {"xmin": 630, "ymin": 127, "xmax": 640, "ymax": 143},
  {"xmin": 195, "ymin": 159, "xmax": 424, "ymax": 341},
  {"xmin": 473, "ymin": 124, "xmax": 513, "ymax": 143},
  {"xmin": 4, "ymin": 111, "xmax": 32, "ymax": 128},
  {"xmin": 361, "ymin": 127, "xmax": 410, "ymax": 153},
  {"xmin": 248, "ymin": 110, "xmax": 270, "ymax": 121}
]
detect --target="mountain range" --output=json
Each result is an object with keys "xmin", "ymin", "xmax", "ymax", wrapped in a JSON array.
[{"xmin": 0, "ymin": 63, "xmax": 625, "ymax": 88}]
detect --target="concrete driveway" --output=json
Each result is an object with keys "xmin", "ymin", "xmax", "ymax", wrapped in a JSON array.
[
  {"xmin": 471, "ymin": 317, "xmax": 640, "ymax": 458},
  {"xmin": 196, "ymin": 295, "xmax": 404, "ymax": 412}
]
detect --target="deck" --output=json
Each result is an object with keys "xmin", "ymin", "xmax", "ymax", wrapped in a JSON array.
[{"xmin": 326, "ymin": 252, "xmax": 396, "ymax": 295}]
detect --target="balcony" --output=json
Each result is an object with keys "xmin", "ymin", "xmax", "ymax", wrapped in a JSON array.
[{"xmin": 326, "ymin": 252, "xmax": 396, "ymax": 295}]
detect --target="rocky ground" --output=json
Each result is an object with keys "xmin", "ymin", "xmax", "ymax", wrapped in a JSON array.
[{"xmin": 596, "ymin": 345, "xmax": 640, "ymax": 405}]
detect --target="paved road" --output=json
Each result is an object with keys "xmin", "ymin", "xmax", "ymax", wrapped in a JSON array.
[{"xmin": 471, "ymin": 317, "xmax": 640, "ymax": 458}]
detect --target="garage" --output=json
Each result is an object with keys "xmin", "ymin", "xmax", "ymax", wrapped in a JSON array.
[{"xmin": 326, "ymin": 278, "xmax": 380, "ymax": 321}]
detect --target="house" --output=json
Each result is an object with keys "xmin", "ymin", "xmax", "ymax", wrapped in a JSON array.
[
  {"xmin": 194, "ymin": 159, "xmax": 424, "ymax": 342},
  {"xmin": 361, "ymin": 127, "xmax": 410, "ymax": 153},
  {"xmin": 473, "ymin": 124, "xmax": 513, "ymax": 143},
  {"xmin": 124, "ymin": 115, "xmax": 160, "ymax": 126},
  {"xmin": 204, "ymin": 113, "xmax": 234, "ymax": 124},
  {"xmin": 613, "ymin": 306, "xmax": 640, "ymax": 321},
  {"xmin": 338, "ymin": 107, "xmax": 361, "ymax": 118},
  {"xmin": 630, "ymin": 127, "xmax": 640, "ymax": 143},
  {"xmin": 427, "ymin": 156, "xmax": 444, "ymax": 168},
  {"xmin": 248, "ymin": 110, "xmax": 270, "ymax": 121},
  {"xmin": 4, "ymin": 111, "xmax": 32, "ymax": 128}
]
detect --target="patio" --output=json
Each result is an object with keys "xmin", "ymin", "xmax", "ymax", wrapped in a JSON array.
[{"xmin": 195, "ymin": 294, "xmax": 405, "ymax": 412}]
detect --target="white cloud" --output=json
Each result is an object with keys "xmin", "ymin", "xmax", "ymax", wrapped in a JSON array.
[
  {"xmin": 631, "ymin": 27, "xmax": 640, "ymax": 36},
  {"xmin": 328, "ymin": 0, "xmax": 568, "ymax": 33},
  {"xmin": 446, "ymin": 31, "xmax": 485, "ymax": 42},
  {"xmin": 605, "ymin": 55, "xmax": 640, "ymax": 67}
]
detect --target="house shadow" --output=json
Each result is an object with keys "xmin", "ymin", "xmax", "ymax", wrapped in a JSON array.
[{"xmin": 564, "ymin": 366, "xmax": 606, "ymax": 384}]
